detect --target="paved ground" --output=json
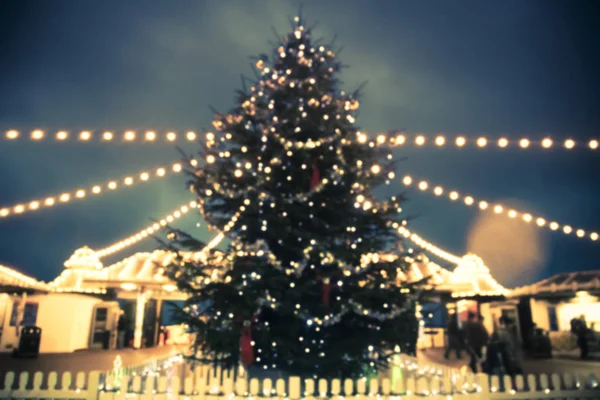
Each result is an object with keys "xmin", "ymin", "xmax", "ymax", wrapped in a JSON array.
[
  {"xmin": 418, "ymin": 348, "xmax": 600, "ymax": 377},
  {"xmin": 0, "ymin": 345, "xmax": 180, "ymax": 388}
]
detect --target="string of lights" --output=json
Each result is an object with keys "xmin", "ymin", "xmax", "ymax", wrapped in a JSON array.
[
  {"xmin": 397, "ymin": 226, "xmax": 462, "ymax": 265},
  {"xmin": 95, "ymin": 201, "xmax": 198, "ymax": 258},
  {"xmin": 400, "ymin": 175, "xmax": 599, "ymax": 242},
  {"xmin": 2, "ymin": 129, "xmax": 199, "ymax": 143},
  {"xmin": 94, "ymin": 201, "xmax": 245, "ymax": 258},
  {"xmin": 0, "ymin": 162, "xmax": 186, "ymax": 219},
  {"xmin": 4, "ymin": 129, "xmax": 598, "ymax": 151},
  {"xmin": 364, "ymin": 132, "xmax": 599, "ymax": 151}
]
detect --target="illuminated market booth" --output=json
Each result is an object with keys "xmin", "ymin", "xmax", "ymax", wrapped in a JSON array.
[
  {"xmin": 508, "ymin": 270, "xmax": 600, "ymax": 349},
  {"xmin": 0, "ymin": 247, "xmax": 192, "ymax": 354},
  {"xmin": 402, "ymin": 253, "xmax": 510, "ymax": 349}
]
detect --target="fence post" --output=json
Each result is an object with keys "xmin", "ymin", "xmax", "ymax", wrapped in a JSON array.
[{"xmin": 86, "ymin": 371, "xmax": 101, "ymax": 400}]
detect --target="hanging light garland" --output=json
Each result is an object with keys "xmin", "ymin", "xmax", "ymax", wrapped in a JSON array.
[
  {"xmin": 400, "ymin": 175, "xmax": 599, "ymax": 242},
  {"xmin": 0, "ymin": 162, "xmax": 188, "ymax": 219},
  {"xmin": 94, "ymin": 200, "xmax": 198, "ymax": 258},
  {"xmin": 94, "ymin": 201, "xmax": 245, "ymax": 258},
  {"xmin": 396, "ymin": 226, "xmax": 462, "ymax": 265},
  {"xmin": 368, "ymin": 132, "xmax": 599, "ymax": 151},
  {"xmin": 2, "ymin": 129, "xmax": 199, "ymax": 143},
  {"xmin": 4, "ymin": 129, "xmax": 598, "ymax": 151}
]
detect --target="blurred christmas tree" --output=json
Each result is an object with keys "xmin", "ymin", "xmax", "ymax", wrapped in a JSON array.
[{"xmin": 165, "ymin": 16, "xmax": 423, "ymax": 379}]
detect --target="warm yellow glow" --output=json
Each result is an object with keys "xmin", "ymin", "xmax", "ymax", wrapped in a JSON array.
[
  {"xmin": 564, "ymin": 139, "xmax": 575, "ymax": 149},
  {"xmin": 166, "ymin": 132, "xmax": 177, "ymax": 142},
  {"xmin": 549, "ymin": 221, "xmax": 559, "ymax": 230},
  {"xmin": 56, "ymin": 131, "xmax": 68, "ymax": 140},
  {"xmin": 493, "ymin": 205, "xmax": 503, "ymax": 214},
  {"xmin": 144, "ymin": 131, "xmax": 156, "ymax": 141},
  {"xmin": 522, "ymin": 213, "xmax": 533, "ymax": 223},
  {"xmin": 541, "ymin": 138, "xmax": 553, "ymax": 148},
  {"xmin": 563, "ymin": 225, "xmax": 572, "ymax": 234},
  {"xmin": 186, "ymin": 131, "xmax": 197, "ymax": 141},
  {"xmin": 508, "ymin": 210, "xmax": 517, "ymax": 218},
  {"xmin": 402, "ymin": 176, "xmax": 412, "ymax": 186},
  {"xmin": 6, "ymin": 130, "xmax": 19, "ymax": 139},
  {"xmin": 370, "ymin": 165, "xmax": 381, "ymax": 174},
  {"xmin": 455, "ymin": 136, "xmax": 466, "ymax": 147},
  {"xmin": 31, "ymin": 130, "xmax": 45, "ymax": 140},
  {"xmin": 418, "ymin": 181, "xmax": 428, "ymax": 190},
  {"xmin": 124, "ymin": 131, "xmax": 136, "ymax": 141},
  {"xmin": 162, "ymin": 284, "xmax": 177, "ymax": 292},
  {"xmin": 206, "ymin": 155, "xmax": 216, "ymax": 164},
  {"xmin": 80, "ymin": 131, "xmax": 92, "ymax": 141},
  {"xmin": 102, "ymin": 131, "xmax": 114, "ymax": 141},
  {"xmin": 357, "ymin": 132, "xmax": 368, "ymax": 144},
  {"xmin": 121, "ymin": 283, "xmax": 137, "ymax": 291},
  {"xmin": 519, "ymin": 138, "xmax": 530, "ymax": 148},
  {"xmin": 395, "ymin": 135, "xmax": 406, "ymax": 145},
  {"xmin": 536, "ymin": 217, "xmax": 545, "ymax": 227},
  {"xmin": 433, "ymin": 186, "xmax": 443, "ymax": 196},
  {"xmin": 498, "ymin": 138, "xmax": 508, "ymax": 148},
  {"xmin": 591, "ymin": 232, "xmax": 599, "ymax": 241},
  {"xmin": 376, "ymin": 134, "xmax": 386, "ymax": 144},
  {"xmin": 589, "ymin": 139, "xmax": 599, "ymax": 150},
  {"xmin": 435, "ymin": 136, "xmax": 445, "ymax": 146},
  {"xmin": 449, "ymin": 191, "xmax": 459, "ymax": 201},
  {"xmin": 464, "ymin": 196, "xmax": 474, "ymax": 206},
  {"xmin": 234, "ymin": 169, "xmax": 243, "ymax": 178},
  {"xmin": 476, "ymin": 137, "xmax": 487, "ymax": 147},
  {"xmin": 479, "ymin": 201, "xmax": 488, "ymax": 210},
  {"xmin": 415, "ymin": 135, "xmax": 426, "ymax": 146}
]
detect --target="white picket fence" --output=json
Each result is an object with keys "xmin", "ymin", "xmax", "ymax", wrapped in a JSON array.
[{"xmin": 0, "ymin": 354, "xmax": 598, "ymax": 399}]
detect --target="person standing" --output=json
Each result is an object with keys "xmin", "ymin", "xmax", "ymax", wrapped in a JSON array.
[
  {"xmin": 464, "ymin": 311, "xmax": 489, "ymax": 373},
  {"xmin": 571, "ymin": 314, "xmax": 589, "ymax": 359},
  {"xmin": 117, "ymin": 311, "xmax": 127, "ymax": 349},
  {"xmin": 444, "ymin": 313, "xmax": 463, "ymax": 360},
  {"xmin": 496, "ymin": 316, "xmax": 524, "ymax": 375}
]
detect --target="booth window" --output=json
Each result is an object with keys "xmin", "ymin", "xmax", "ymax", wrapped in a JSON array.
[
  {"xmin": 9, "ymin": 303, "xmax": 18, "ymax": 326},
  {"xmin": 9, "ymin": 302, "xmax": 39, "ymax": 326},
  {"xmin": 548, "ymin": 306, "xmax": 559, "ymax": 332},
  {"xmin": 22, "ymin": 303, "xmax": 39, "ymax": 326}
]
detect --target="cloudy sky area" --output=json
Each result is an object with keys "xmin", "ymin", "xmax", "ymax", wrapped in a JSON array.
[{"xmin": 0, "ymin": 0, "xmax": 599, "ymax": 286}]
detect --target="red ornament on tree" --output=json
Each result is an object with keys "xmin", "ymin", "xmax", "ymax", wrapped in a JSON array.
[
  {"xmin": 310, "ymin": 159, "xmax": 321, "ymax": 190},
  {"xmin": 317, "ymin": 276, "xmax": 332, "ymax": 309},
  {"xmin": 240, "ymin": 320, "xmax": 254, "ymax": 366}
]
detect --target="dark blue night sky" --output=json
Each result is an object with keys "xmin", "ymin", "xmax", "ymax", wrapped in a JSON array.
[{"xmin": 0, "ymin": 1, "xmax": 599, "ymax": 286}]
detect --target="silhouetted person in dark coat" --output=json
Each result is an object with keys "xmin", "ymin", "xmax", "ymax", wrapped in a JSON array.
[
  {"xmin": 464, "ymin": 311, "xmax": 489, "ymax": 373},
  {"xmin": 444, "ymin": 313, "xmax": 463, "ymax": 360},
  {"xmin": 571, "ymin": 314, "xmax": 589, "ymax": 359}
]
